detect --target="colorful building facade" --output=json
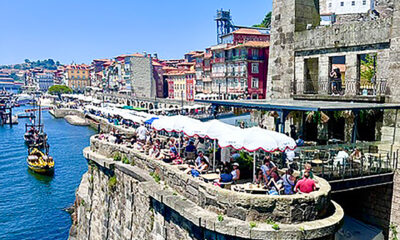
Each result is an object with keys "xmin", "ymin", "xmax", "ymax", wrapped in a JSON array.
[{"xmin": 65, "ymin": 64, "xmax": 91, "ymax": 91}]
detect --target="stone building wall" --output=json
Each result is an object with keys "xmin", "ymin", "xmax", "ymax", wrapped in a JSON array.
[
  {"xmin": 130, "ymin": 56, "xmax": 155, "ymax": 98},
  {"xmin": 266, "ymin": 0, "xmax": 296, "ymax": 99},
  {"xmin": 390, "ymin": 170, "xmax": 400, "ymax": 239},
  {"xmin": 332, "ymin": 183, "xmax": 394, "ymax": 238}
]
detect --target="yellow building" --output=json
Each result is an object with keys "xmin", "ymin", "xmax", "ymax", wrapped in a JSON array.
[{"xmin": 65, "ymin": 64, "xmax": 91, "ymax": 91}]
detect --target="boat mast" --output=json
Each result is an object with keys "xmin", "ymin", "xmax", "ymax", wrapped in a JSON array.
[{"xmin": 39, "ymin": 102, "xmax": 42, "ymax": 132}]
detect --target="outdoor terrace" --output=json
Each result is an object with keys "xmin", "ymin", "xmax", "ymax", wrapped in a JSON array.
[{"xmin": 88, "ymin": 135, "xmax": 339, "ymax": 225}]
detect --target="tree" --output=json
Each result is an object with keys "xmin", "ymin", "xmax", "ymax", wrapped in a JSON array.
[
  {"xmin": 24, "ymin": 59, "xmax": 30, "ymax": 63},
  {"xmin": 253, "ymin": 11, "xmax": 272, "ymax": 28},
  {"xmin": 360, "ymin": 53, "xmax": 377, "ymax": 84},
  {"xmin": 48, "ymin": 85, "xmax": 73, "ymax": 96}
]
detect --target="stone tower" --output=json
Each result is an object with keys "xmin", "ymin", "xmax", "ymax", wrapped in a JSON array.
[{"xmin": 266, "ymin": 0, "xmax": 320, "ymax": 99}]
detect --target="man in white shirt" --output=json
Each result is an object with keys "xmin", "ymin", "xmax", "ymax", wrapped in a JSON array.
[
  {"xmin": 136, "ymin": 123, "xmax": 149, "ymax": 142},
  {"xmin": 285, "ymin": 149, "xmax": 295, "ymax": 168},
  {"xmin": 335, "ymin": 148, "xmax": 349, "ymax": 166}
]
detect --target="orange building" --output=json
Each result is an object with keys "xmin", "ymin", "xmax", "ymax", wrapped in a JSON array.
[{"xmin": 65, "ymin": 64, "xmax": 91, "ymax": 91}]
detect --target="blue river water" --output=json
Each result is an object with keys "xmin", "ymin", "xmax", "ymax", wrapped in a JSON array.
[{"xmin": 0, "ymin": 107, "xmax": 95, "ymax": 240}]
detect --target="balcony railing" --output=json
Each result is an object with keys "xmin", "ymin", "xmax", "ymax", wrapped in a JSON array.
[
  {"xmin": 210, "ymin": 58, "xmax": 225, "ymax": 64},
  {"xmin": 195, "ymin": 63, "xmax": 203, "ymax": 68},
  {"xmin": 248, "ymin": 55, "xmax": 265, "ymax": 61},
  {"xmin": 225, "ymin": 71, "xmax": 247, "ymax": 77},
  {"xmin": 294, "ymin": 78, "xmax": 387, "ymax": 96}
]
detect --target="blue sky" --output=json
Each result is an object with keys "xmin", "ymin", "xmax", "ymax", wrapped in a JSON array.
[{"xmin": 0, "ymin": 0, "xmax": 271, "ymax": 65}]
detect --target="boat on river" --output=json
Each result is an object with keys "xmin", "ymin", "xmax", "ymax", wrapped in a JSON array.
[
  {"xmin": 24, "ymin": 100, "xmax": 54, "ymax": 174},
  {"xmin": 23, "ymin": 103, "xmax": 48, "ymax": 147},
  {"xmin": 27, "ymin": 147, "xmax": 54, "ymax": 174}
]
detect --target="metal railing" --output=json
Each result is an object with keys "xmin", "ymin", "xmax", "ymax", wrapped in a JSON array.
[
  {"xmin": 294, "ymin": 147, "xmax": 396, "ymax": 181},
  {"xmin": 295, "ymin": 78, "xmax": 387, "ymax": 96}
]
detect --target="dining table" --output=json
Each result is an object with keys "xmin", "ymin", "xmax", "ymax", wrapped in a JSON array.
[{"xmin": 232, "ymin": 183, "xmax": 269, "ymax": 194}]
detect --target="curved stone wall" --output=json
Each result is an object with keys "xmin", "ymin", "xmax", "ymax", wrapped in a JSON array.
[{"xmin": 90, "ymin": 136, "xmax": 332, "ymax": 224}]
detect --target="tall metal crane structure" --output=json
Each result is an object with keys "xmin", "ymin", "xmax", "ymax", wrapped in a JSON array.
[
  {"xmin": 215, "ymin": 9, "xmax": 270, "ymax": 44},
  {"xmin": 215, "ymin": 9, "xmax": 237, "ymax": 44}
]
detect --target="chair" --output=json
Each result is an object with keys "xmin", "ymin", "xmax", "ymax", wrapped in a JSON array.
[
  {"xmin": 184, "ymin": 151, "xmax": 196, "ymax": 161},
  {"xmin": 222, "ymin": 182, "xmax": 232, "ymax": 190}
]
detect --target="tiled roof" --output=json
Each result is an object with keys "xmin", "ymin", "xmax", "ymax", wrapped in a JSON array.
[
  {"xmin": 228, "ymin": 41, "xmax": 270, "ymax": 49},
  {"xmin": 177, "ymin": 61, "xmax": 195, "ymax": 66},
  {"xmin": 152, "ymin": 61, "xmax": 162, "ymax": 66},
  {"xmin": 66, "ymin": 64, "xmax": 90, "ymax": 70},
  {"xmin": 232, "ymin": 28, "xmax": 262, "ymax": 35}
]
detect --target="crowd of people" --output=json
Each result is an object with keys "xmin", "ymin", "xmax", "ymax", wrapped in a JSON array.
[
  {"xmin": 95, "ymin": 120, "xmax": 319, "ymax": 196},
  {"xmin": 252, "ymin": 157, "xmax": 317, "ymax": 195}
]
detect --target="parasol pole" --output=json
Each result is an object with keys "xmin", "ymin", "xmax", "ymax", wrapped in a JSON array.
[
  {"xmin": 213, "ymin": 139, "xmax": 216, "ymax": 172},
  {"xmin": 253, "ymin": 151, "xmax": 256, "ymax": 183}
]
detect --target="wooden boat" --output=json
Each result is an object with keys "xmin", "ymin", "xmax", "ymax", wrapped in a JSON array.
[
  {"xmin": 27, "ymin": 147, "xmax": 54, "ymax": 174},
  {"xmin": 24, "ymin": 102, "xmax": 47, "ymax": 147}
]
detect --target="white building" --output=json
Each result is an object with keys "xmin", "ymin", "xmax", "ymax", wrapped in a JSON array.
[
  {"xmin": 36, "ymin": 72, "xmax": 55, "ymax": 92},
  {"xmin": 321, "ymin": 0, "xmax": 374, "ymax": 14}
]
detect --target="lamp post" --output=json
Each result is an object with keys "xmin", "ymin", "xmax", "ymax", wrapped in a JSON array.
[
  {"xmin": 218, "ymin": 83, "xmax": 221, "ymax": 99},
  {"xmin": 225, "ymin": 78, "xmax": 228, "ymax": 100},
  {"xmin": 181, "ymin": 91, "xmax": 184, "ymax": 115}
]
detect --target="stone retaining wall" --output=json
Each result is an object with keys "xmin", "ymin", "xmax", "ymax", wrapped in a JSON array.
[
  {"xmin": 89, "ymin": 136, "xmax": 333, "ymax": 224},
  {"xmin": 69, "ymin": 146, "xmax": 344, "ymax": 240}
]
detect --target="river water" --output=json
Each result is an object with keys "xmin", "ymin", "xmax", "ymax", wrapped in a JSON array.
[{"xmin": 0, "ymin": 107, "xmax": 95, "ymax": 240}]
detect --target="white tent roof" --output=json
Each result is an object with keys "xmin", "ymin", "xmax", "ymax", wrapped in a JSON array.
[{"xmin": 151, "ymin": 117, "xmax": 296, "ymax": 152}]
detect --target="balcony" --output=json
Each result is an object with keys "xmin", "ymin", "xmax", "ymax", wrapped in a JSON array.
[
  {"xmin": 210, "ymin": 57, "xmax": 225, "ymax": 64},
  {"xmin": 248, "ymin": 55, "xmax": 265, "ymax": 61},
  {"xmin": 293, "ymin": 78, "xmax": 387, "ymax": 102},
  {"xmin": 195, "ymin": 62, "xmax": 203, "ymax": 68},
  {"xmin": 225, "ymin": 71, "xmax": 247, "ymax": 77},
  {"xmin": 211, "ymin": 72, "xmax": 226, "ymax": 78},
  {"xmin": 227, "ymin": 55, "xmax": 247, "ymax": 61}
]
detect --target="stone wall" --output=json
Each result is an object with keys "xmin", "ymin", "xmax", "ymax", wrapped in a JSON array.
[
  {"xmin": 130, "ymin": 56, "xmax": 155, "ymax": 99},
  {"xmin": 294, "ymin": 17, "xmax": 392, "ymax": 52},
  {"xmin": 332, "ymin": 183, "xmax": 393, "ymax": 238},
  {"xmin": 49, "ymin": 108, "xmax": 83, "ymax": 118},
  {"xmin": 390, "ymin": 170, "xmax": 400, "ymax": 239},
  {"xmin": 69, "ymin": 144, "xmax": 344, "ymax": 240},
  {"xmin": 266, "ymin": 0, "xmax": 296, "ymax": 99}
]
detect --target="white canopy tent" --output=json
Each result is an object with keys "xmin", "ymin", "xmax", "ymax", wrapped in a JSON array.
[{"xmin": 151, "ymin": 116, "xmax": 296, "ymax": 172}]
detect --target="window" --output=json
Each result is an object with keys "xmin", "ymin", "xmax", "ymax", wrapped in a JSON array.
[
  {"xmin": 252, "ymin": 49, "xmax": 259, "ymax": 57},
  {"xmin": 363, "ymin": 0, "xmax": 366, "ymax": 4},
  {"xmin": 251, "ymin": 63, "xmax": 259, "ymax": 73},
  {"xmin": 251, "ymin": 78, "xmax": 259, "ymax": 88},
  {"xmin": 340, "ymin": 1, "xmax": 344, "ymax": 6},
  {"xmin": 351, "ymin": 1, "xmax": 355, "ymax": 5},
  {"xmin": 328, "ymin": 2, "xmax": 332, "ymax": 7}
]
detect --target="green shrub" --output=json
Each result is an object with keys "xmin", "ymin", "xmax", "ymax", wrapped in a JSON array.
[
  {"xmin": 390, "ymin": 223, "xmax": 398, "ymax": 240},
  {"xmin": 218, "ymin": 215, "xmax": 224, "ymax": 222},
  {"xmin": 108, "ymin": 176, "xmax": 117, "ymax": 190},
  {"xmin": 150, "ymin": 172, "xmax": 160, "ymax": 184},
  {"xmin": 122, "ymin": 156, "xmax": 130, "ymax": 164},
  {"xmin": 235, "ymin": 151, "xmax": 254, "ymax": 179},
  {"xmin": 113, "ymin": 152, "xmax": 121, "ymax": 161},
  {"xmin": 265, "ymin": 218, "xmax": 275, "ymax": 225},
  {"xmin": 249, "ymin": 222, "xmax": 257, "ymax": 228},
  {"xmin": 272, "ymin": 223, "xmax": 280, "ymax": 230}
]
